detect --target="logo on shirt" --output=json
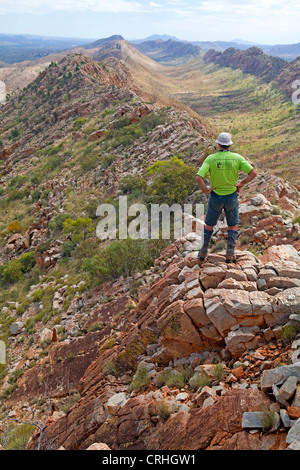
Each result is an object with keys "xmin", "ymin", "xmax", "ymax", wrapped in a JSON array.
[{"xmin": 216, "ymin": 160, "xmax": 233, "ymax": 170}]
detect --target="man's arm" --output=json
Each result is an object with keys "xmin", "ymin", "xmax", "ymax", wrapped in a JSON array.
[
  {"xmin": 196, "ymin": 175, "xmax": 215, "ymax": 195},
  {"xmin": 235, "ymin": 168, "xmax": 258, "ymax": 193}
]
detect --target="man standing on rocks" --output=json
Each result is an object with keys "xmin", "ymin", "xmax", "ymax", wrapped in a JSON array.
[{"xmin": 196, "ymin": 132, "xmax": 257, "ymax": 263}]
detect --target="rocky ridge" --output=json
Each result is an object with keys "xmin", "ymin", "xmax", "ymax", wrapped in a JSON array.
[
  {"xmin": 203, "ymin": 47, "xmax": 287, "ymax": 83},
  {"xmin": 15, "ymin": 240, "xmax": 299, "ymax": 451},
  {"xmin": 0, "ymin": 51, "xmax": 299, "ymax": 451}
]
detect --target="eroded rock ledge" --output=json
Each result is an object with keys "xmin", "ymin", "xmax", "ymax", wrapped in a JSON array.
[{"xmin": 23, "ymin": 242, "xmax": 300, "ymax": 451}]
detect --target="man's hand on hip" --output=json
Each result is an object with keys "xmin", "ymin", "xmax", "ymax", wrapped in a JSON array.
[
  {"xmin": 204, "ymin": 187, "xmax": 216, "ymax": 195},
  {"xmin": 235, "ymin": 182, "xmax": 244, "ymax": 193}
]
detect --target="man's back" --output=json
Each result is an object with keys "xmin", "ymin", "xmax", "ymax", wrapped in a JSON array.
[{"xmin": 197, "ymin": 150, "xmax": 253, "ymax": 196}]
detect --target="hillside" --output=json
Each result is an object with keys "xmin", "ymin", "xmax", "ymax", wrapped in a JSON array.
[
  {"xmin": 0, "ymin": 33, "xmax": 94, "ymax": 65},
  {"xmin": 0, "ymin": 38, "xmax": 189, "ymax": 113},
  {"xmin": 152, "ymin": 54, "xmax": 300, "ymax": 184},
  {"xmin": 191, "ymin": 40, "xmax": 300, "ymax": 62},
  {"xmin": 203, "ymin": 47, "xmax": 287, "ymax": 82},
  {"xmin": 274, "ymin": 56, "xmax": 300, "ymax": 99},
  {"xmin": 0, "ymin": 46, "xmax": 299, "ymax": 452},
  {"xmin": 134, "ymin": 39, "xmax": 203, "ymax": 65}
]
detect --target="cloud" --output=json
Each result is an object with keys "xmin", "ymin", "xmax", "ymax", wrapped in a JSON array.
[
  {"xmin": 0, "ymin": 0, "xmax": 147, "ymax": 14},
  {"xmin": 149, "ymin": 1, "xmax": 162, "ymax": 7},
  {"xmin": 0, "ymin": 0, "xmax": 298, "ymax": 44}
]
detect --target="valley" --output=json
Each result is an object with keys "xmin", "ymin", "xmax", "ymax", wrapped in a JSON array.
[
  {"xmin": 0, "ymin": 35, "xmax": 299, "ymax": 451},
  {"xmin": 159, "ymin": 57, "xmax": 300, "ymax": 183},
  {"xmin": 1, "ymin": 37, "xmax": 299, "ymax": 183}
]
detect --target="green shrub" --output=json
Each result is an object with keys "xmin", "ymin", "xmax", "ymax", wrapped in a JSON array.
[
  {"xmin": 156, "ymin": 401, "xmax": 172, "ymax": 420},
  {"xmin": 113, "ymin": 116, "xmax": 131, "ymax": 129},
  {"xmin": 62, "ymin": 216, "xmax": 93, "ymax": 243},
  {"xmin": 30, "ymin": 288, "xmax": 43, "ymax": 302},
  {"xmin": 130, "ymin": 364, "xmax": 150, "ymax": 392},
  {"xmin": 146, "ymin": 156, "xmax": 197, "ymax": 205},
  {"xmin": 2, "ymin": 423, "xmax": 35, "ymax": 450},
  {"xmin": 47, "ymin": 213, "xmax": 71, "ymax": 235},
  {"xmin": 31, "ymin": 189, "xmax": 41, "ymax": 202},
  {"xmin": 101, "ymin": 153, "xmax": 116, "ymax": 169},
  {"xmin": 214, "ymin": 362, "xmax": 224, "ymax": 381},
  {"xmin": 10, "ymin": 128, "xmax": 20, "ymax": 139},
  {"xmin": 7, "ymin": 189, "xmax": 28, "ymax": 202},
  {"xmin": 258, "ymin": 409, "xmax": 278, "ymax": 433},
  {"xmin": 281, "ymin": 322, "xmax": 300, "ymax": 344},
  {"xmin": 104, "ymin": 123, "xmax": 143, "ymax": 149},
  {"xmin": 156, "ymin": 366, "xmax": 194, "ymax": 389},
  {"xmin": 212, "ymin": 239, "xmax": 226, "ymax": 252},
  {"xmin": 87, "ymin": 323, "xmax": 105, "ymax": 332},
  {"xmin": 119, "ymin": 174, "xmax": 147, "ymax": 195},
  {"xmin": 8, "ymin": 175, "xmax": 27, "ymax": 189},
  {"xmin": 292, "ymin": 215, "xmax": 300, "ymax": 225},
  {"xmin": 189, "ymin": 372, "xmax": 210, "ymax": 391},
  {"xmin": 139, "ymin": 111, "xmax": 167, "ymax": 133},
  {"xmin": 82, "ymin": 238, "xmax": 167, "ymax": 286},
  {"xmin": 44, "ymin": 142, "xmax": 64, "ymax": 156},
  {"xmin": 240, "ymin": 235, "xmax": 250, "ymax": 245},
  {"xmin": 8, "ymin": 368, "xmax": 24, "ymax": 384},
  {"xmin": 1, "ymin": 383, "xmax": 17, "ymax": 400},
  {"xmin": 44, "ymin": 155, "xmax": 62, "ymax": 172},
  {"xmin": 72, "ymin": 117, "xmax": 88, "ymax": 131},
  {"xmin": 80, "ymin": 155, "xmax": 99, "ymax": 172},
  {"xmin": 0, "ymin": 259, "xmax": 23, "ymax": 286},
  {"xmin": 19, "ymin": 251, "xmax": 36, "ymax": 273},
  {"xmin": 61, "ymin": 240, "xmax": 76, "ymax": 258}
]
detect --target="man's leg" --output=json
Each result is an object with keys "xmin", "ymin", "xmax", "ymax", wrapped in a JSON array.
[
  {"xmin": 198, "ymin": 224, "xmax": 214, "ymax": 261},
  {"xmin": 226, "ymin": 225, "xmax": 238, "ymax": 263},
  {"xmin": 198, "ymin": 192, "xmax": 222, "ymax": 262},
  {"xmin": 224, "ymin": 190, "xmax": 239, "ymax": 264}
]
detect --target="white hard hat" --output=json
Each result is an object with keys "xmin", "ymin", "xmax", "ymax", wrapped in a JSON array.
[{"xmin": 216, "ymin": 132, "xmax": 233, "ymax": 146}]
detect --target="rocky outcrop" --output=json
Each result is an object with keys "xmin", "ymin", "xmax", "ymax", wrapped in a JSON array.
[
  {"xmin": 134, "ymin": 39, "xmax": 202, "ymax": 64},
  {"xmin": 0, "ymin": 46, "xmax": 299, "ymax": 452},
  {"xmin": 135, "ymin": 243, "xmax": 300, "ymax": 361},
  {"xmin": 23, "ymin": 240, "xmax": 300, "ymax": 450},
  {"xmin": 273, "ymin": 56, "xmax": 300, "ymax": 99},
  {"xmin": 203, "ymin": 47, "xmax": 287, "ymax": 82}
]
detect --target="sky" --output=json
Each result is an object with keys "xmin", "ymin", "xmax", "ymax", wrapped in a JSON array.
[{"xmin": 0, "ymin": 0, "xmax": 299, "ymax": 45}]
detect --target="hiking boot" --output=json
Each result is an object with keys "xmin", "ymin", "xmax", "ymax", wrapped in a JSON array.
[
  {"xmin": 226, "ymin": 255, "xmax": 237, "ymax": 264},
  {"xmin": 198, "ymin": 251, "xmax": 206, "ymax": 262}
]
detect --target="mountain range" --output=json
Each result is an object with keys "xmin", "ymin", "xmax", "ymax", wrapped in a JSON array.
[
  {"xmin": 0, "ymin": 33, "xmax": 300, "ymax": 65},
  {"xmin": 0, "ymin": 33, "xmax": 299, "ymax": 451}
]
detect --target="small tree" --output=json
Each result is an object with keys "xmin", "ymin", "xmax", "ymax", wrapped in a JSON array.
[
  {"xmin": 62, "ymin": 216, "xmax": 93, "ymax": 243},
  {"xmin": 146, "ymin": 156, "xmax": 197, "ymax": 205}
]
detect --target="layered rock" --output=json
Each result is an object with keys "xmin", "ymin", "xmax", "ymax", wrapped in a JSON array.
[
  {"xmin": 22, "ymin": 240, "xmax": 300, "ymax": 450},
  {"xmin": 135, "ymin": 244, "xmax": 300, "ymax": 361}
]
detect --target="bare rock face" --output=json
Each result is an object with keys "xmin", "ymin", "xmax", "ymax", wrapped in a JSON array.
[
  {"xmin": 24, "ymin": 240, "xmax": 300, "ymax": 451},
  {"xmin": 134, "ymin": 244, "xmax": 300, "ymax": 361}
]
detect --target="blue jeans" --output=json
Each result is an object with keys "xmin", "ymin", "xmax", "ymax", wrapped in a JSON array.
[{"xmin": 205, "ymin": 191, "xmax": 239, "ymax": 227}]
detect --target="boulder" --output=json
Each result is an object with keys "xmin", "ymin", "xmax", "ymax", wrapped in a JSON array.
[
  {"xmin": 279, "ymin": 376, "xmax": 298, "ymax": 401},
  {"xmin": 225, "ymin": 328, "xmax": 260, "ymax": 357},
  {"xmin": 86, "ymin": 443, "xmax": 111, "ymax": 450},
  {"xmin": 261, "ymin": 362, "xmax": 300, "ymax": 392},
  {"xmin": 286, "ymin": 419, "xmax": 300, "ymax": 445},
  {"xmin": 10, "ymin": 322, "xmax": 23, "ymax": 336},
  {"xmin": 267, "ymin": 245, "xmax": 300, "ymax": 265},
  {"xmin": 183, "ymin": 298, "xmax": 210, "ymax": 327}
]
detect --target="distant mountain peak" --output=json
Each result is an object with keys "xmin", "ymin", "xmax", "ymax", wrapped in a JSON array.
[
  {"xmin": 231, "ymin": 38, "xmax": 259, "ymax": 45},
  {"xmin": 130, "ymin": 34, "xmax": 181, "ymax": 45},
  {"xmin": 84, "ymin": 35, "xmax": 125, "ymax": 50}
]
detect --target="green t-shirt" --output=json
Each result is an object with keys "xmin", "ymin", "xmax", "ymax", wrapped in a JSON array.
[{"xmin": 197, "ymin": 151, "xmax": 253, "ymax": 196}]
